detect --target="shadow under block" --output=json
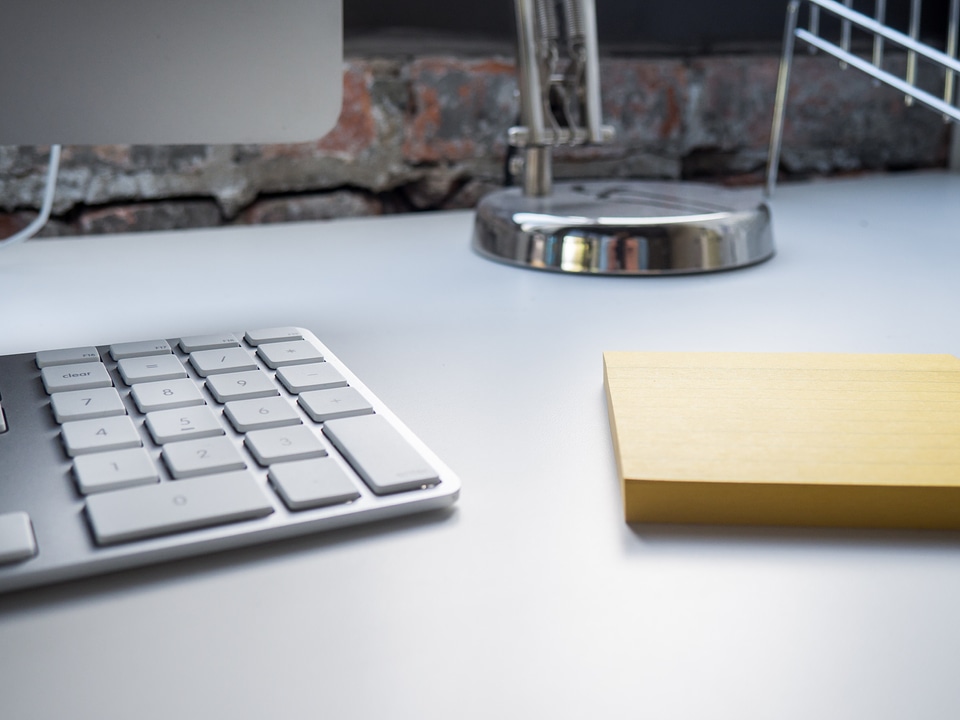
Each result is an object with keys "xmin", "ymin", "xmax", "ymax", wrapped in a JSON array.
[{"xmin": 603, "ymin": 352, "xmax": 960, "ymax": 529}]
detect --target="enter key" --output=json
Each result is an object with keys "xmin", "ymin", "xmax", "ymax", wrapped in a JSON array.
[{"xmin": 322, "ymin": 414, "xmax": 439, "ymax": 495}]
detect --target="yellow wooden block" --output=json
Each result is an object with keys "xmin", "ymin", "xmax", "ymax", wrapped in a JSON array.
[{"xmin": 603, "ymin": 351, "xmax": 960, "ymax": 529}]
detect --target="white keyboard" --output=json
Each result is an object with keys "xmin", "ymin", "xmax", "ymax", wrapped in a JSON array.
[{"xmin": 0, "ymin": 327, "xmax": 460, "ymax": 593}]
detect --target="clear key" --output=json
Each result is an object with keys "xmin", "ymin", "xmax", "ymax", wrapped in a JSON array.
[{"xmin": 41, "ymin": 362, "xmax": 112, "ymax": 394}]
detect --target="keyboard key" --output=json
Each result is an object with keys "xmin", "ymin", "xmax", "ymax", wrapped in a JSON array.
[
  {"xmin": 244, "ymin": 327, "xmax": 303, "ymax": 346},
  {"xmin": 189, "ymin": 348, "xmax": 258, "ymax": 377},
  {"xmin": 298, "ymin": 387, "xmax": 373, "ymax": 422},
  {"xmin": 224, "ymin": 397, "xmax": 301, "ymax": 432},
  {"xmin": 50, "ymin": 387, "xmax": 126, "ymax": 423},
  {"xmin": 131, "ymin": 378, "xmax": 205, "ymax": 413},
  {"xmin": 245, "ymin": 425, "xmax": 327, "ymax": 465},
  {"xmin": 118, "ymin": 354, "xmax": 188, "ymax": 385},
  {"xmin": 109, "ymin": 339, "xmax": 172, "ymax": 360},
  {"xmin": 36, "ymin": 346, "xmax": 100, "ymax": 368},
  {"xmin": 276, "ymin": 362, "xmax": 346, "ymax": 393},
  {"xmin": 145, "ymin": 406, "xmax": 224, "ymax": 445},
  {"xmin": 206, "ymin": 370, "xmax": 279, "ymax": 403},
  {"xmin": 73, "ymin": 447, "xmax": 159, "ymax": 495},
  {"xmin": 256, "ymin": 340, "xmax": 323, "ymax": 369},
  {"xmin": 41, "ymin": 361, "xmax": 113, "ymax": 394},
  {"xmin": 0, "ymin": 512, "xmax": 38, "ymax": 565},
  {"xmin": 178, "ymin": 333, "xmax": 240, "ymax": 353},
  {"xmin": 162, "ymin": 436, "xmax": 247, "ymax": 478},
  {"xmin": 61, "ymin": 415, "xmax": 142, "ymax": 457},
  {"xmin": 268, "ymin": 458, "xmax": 360, "ymax": 510},
  {"xmin": 323, "ymin": 414, "xmax": 439, "ymax": 495},
  {"xmin": 85, "ymin": 471, "xmax": 274, "ymax": 545}
]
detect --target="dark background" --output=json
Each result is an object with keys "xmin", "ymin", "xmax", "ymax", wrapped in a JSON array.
[{"xmin": 344, "ymin": 1, "xmax": 953, "ymax": 55}]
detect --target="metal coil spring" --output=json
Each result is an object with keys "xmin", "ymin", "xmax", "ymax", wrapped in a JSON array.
[{"xmin": 535, "ymin": 0, "xmax": 559, "ymax": 41}]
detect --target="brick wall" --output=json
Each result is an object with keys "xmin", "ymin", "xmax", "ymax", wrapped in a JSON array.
[{"xmin": 0, "ymin": 52, "xmax": 950, "ymax": 237}]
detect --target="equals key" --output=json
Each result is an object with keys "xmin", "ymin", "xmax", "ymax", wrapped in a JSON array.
[{"xmin": 117, "ymin": 355, "xmax": 188, "ymax": 385}]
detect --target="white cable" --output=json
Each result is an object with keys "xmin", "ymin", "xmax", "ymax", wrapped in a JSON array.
[{"xmin": 1, "ymin": 144, "xmax": 62, "ymax": 247}]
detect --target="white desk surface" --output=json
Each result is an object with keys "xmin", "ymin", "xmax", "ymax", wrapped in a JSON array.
[{"xmin": 2, "ymin": 172, "xmax": 959, "ymax": 719}]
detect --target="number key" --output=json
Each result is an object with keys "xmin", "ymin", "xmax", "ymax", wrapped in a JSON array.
[
  {"xmin": 161, "ymin": 436, "xmax": 247, "ymax": 478},
  {"xmin": 145, "ymin": 406, "xmax": 224, "ymax": 445},
  {"xmin": 73, "ymin": 447, "xmax": 159, "ymax": 495},
  {"xmin": 224, "ymin": 397, "xmax": 301, "ymax": 432},
  {"xmin": 50, "ymin": 387, "xmax": 126, "ymax": 423},
  {"xmin": 205, "ymin": 370, "xmax": 278, "ymax": 403},
  {"xmin": 245, "ymin": 426, "xmax": 327, "ymax": 465},
  {"xmin": 131, "ymin": 379, "xmax": 205, "ymax": 412},
  {"xmin": 60, "ymin": 416, "xmax": 142, "ymax": 457}
]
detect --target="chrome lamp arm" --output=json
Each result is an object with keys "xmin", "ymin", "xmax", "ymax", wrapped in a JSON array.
[{"xmin": 511, "ymin": 0, "xmax": 613, "ymax": 196}]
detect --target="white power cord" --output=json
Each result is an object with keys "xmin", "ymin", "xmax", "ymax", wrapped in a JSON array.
[{"xmin": 1, "ymin": 144, "xmax": 62, "ymax": 247}]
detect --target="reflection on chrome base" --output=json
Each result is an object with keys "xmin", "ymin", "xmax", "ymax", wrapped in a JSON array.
[{"xmin": 472, "ymin": 181, "xmax": 775, "ymax": 275}]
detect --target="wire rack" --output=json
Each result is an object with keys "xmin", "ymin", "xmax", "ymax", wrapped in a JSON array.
[{"xmin": 766, "ymin": 0, "xmax": 960, "ymax": 195}]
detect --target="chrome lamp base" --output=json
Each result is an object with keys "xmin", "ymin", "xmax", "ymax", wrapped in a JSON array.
[{"xmin": 472, "ymin": 181, "xmax": 775, "ymax": 275}]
